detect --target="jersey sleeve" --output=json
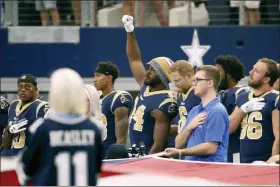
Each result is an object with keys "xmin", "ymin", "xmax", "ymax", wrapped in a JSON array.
[
  {"xmin": 275, "ymin": 96, "xmax": 280, "ymax": 110},
  {"xmin": 236, "ymin": 91, "xmax": 250, "ymax": 108},
  {"xmin": 36, "ymin": 101, "xmax": 50, "ymax": 118},
  {"xmin": 228, "ymin": 87, "xmax": 248, "ymax": 112},
  {"xmin": 7, "ymin": 100, "xmax": 16, "ymax": 116},
  {"xmin": 158, "ymin": 98, "xmax": 178, "ymax": 119},
  {"xmin": 171, "ymin": 114, "xmax": 180, "ymax": 125},
  {"xmin": 111, "ymin": 91, "xmax": 133, "ymax": 113},
  {"xmin": 205, "ymin": 109, "xmax": 229, "ymax": 143},
  {"xmin": 16, "ymin": 118, "xmax": 45, "ymax": 184},
  {"xmin": 235, "ymin": 86, "xmax": 251, "ymax": 97}
]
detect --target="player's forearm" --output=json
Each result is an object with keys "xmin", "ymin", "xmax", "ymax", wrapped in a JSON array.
[
  {"xmin": 149, "ymin": 142, "xmax": 165, "ymax": 154},
  {"xmin": 272, "ymin": 138, "xmax": 279, "ymax": 156},
  {"xmin": 1, "ymin": 128, "xmax": 13, "ymax": 149},
  {"xmin": 229, "ymin": 108, "xmax": 245, "ymax": 133},
  {"xmin": 126, "ymin": 32, "xmax": 142, "ymax": 63},
  {"xmin": 175, "ymin": 128, "xmax": 192, "ymax": 149},
  {"xmin": 169, "ymin": 125, "xmax": 178, "ymax": 137},
  {"xmin": 115, "ymin": 118, "xmax": 128, "ymax": 145},
  {"xmin": 181, "ymin": 142, "xmax": 218, "ymax": 156}
]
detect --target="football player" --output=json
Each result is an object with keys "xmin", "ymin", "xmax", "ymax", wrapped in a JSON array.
[
  {"xmin": 230, "ymin": 58, "xmax": 279, "ymax": 163},
  {"xmin": 16, "ymin": 68, "xmax": 103, "ymax": 186},
  {"xmin": 167, "ymin": 87, "xmax": 179, "ymax": 148},
  {"xmin": 122, "ymin": 15, "xmax": 178, "ymax": 154},
  {"xmin": 272, "ymin": 63, "xmax": 279, "ymax": 91},
  {"xmin": 170, "ymin": 60, "xmax": 201, "ymax": 136},
  {"xmin": 93, "ymin": 61, "xmax": 133, "ymax": 157},
  {"xmin": 1, "ymin": 74, "xmax": 49, "ymax": 156},
  {"xmin": 215, "ymin": 55, "xmax": 249, "ymax": 163},
  {"xmin": 165, "ymin": 65, "xmax": 229, "ymax": 162}
]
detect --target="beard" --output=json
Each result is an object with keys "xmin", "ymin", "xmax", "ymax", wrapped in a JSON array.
[
  {"xmin": 144, "ymin": 79, "xmax": 152, "ymax": 86},
  {"xmin": 218, "ymin": 76, "xmax": 228, "ymax": 91},
  {"xmin": 144, "ymin": 77, "xmax": 161, "ymax": 88},
  {"xmin": 248, "ymin": 79, "xmax": 263, "ymax": 89}
]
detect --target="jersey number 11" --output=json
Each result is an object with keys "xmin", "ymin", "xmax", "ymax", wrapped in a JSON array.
[{"xmin": 55, "ymin": 151, "xmax": 88, "ymax": 186}]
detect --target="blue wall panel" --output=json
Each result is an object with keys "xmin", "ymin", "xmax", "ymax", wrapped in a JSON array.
[{"xmin": 0, "ymin": 26, "xmax": 279, "ymax": 77}]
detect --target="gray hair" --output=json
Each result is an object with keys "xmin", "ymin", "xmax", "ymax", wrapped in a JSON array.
[{"xmin": 49, "ymin": 68, "xmax": 87, "ymax": 114}]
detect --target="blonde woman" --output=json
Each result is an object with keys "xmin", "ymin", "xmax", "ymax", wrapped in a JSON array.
[{"xmin": 84, "ymin": 84, "xmax": 107, "ymax": 141}]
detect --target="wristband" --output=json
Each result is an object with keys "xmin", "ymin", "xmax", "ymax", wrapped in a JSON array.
[{"xmin": 178, "ymin": 149, "xmax": 182, "ymax": 160}]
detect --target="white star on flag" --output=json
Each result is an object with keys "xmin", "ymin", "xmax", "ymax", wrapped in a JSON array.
[{"xmin": 180, "ymin": 29, "xmax": 211, "ymax": 67}]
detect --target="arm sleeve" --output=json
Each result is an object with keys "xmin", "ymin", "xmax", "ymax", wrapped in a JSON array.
[
  {"xmin": 158, "ymin": 98, "xmax": 178, "ymax": 120},
  {"xmin": 111, "ymin": 93, "xmax": 133, "ymax": 113},
  {"xmin": 236, "ymin": 92, "xmax": 247, "ymax": 108},
  {"xmin": 20, "ymin": 119, "xmax": 45, "ymax": 177},
  {"xmin": 36, "ymin": 102, "xmax": 49, "ymax": 118}
]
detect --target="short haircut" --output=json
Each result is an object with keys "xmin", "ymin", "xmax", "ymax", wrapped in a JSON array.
[
  {"xmin": 49, "ymin": 68, "xmax": 87, "ymax": 115},
  {"xmin": 215, "ymin": 55, "xmax": 245, "ymax": 82},
  {"xmin": 196, "ymin": 65, "xmax": 221, "ymax": 91},
  {"xmin": 170, "ymin": 60, "xmax": 194, "ymax": 77},
  {"xmin": 96, "ymin": 61, "xmax": 120, "ymax": 83},
  {"xmin": 258, "ymin": 58, "xmax": 279, "ymax": 86}
]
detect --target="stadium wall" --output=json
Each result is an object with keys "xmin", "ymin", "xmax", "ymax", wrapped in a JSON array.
[{"xmin": 0, "ymin": 26, "xmax": 279, "ymax": 91}]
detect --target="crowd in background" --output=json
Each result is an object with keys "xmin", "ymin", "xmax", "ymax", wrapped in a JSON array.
[
  {"xmin": 0, "ymin": 12, "xmax": 279, "ymax": 185},
  {"xmin": 1, "ymin": 0, "xmax": 280, "ymax": 26}
]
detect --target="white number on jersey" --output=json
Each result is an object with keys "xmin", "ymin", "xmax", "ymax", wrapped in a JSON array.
[{"xmin": 55, "ymin": 151, "xmax": 88, "ymax": 186}]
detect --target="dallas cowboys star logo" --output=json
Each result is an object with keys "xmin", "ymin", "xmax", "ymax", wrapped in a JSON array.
[{"xmin": 180, "ymin": 29, "xmax": 211, "ymax": 67}]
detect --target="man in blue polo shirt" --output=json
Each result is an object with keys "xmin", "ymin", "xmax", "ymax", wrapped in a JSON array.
[{"xmin": 165, "ymin": 65, "xmax": 229, "ymax": 162}]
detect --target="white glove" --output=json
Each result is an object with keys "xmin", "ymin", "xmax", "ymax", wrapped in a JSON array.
[
  {"xmin": 9, "ymin": 120, "xmax": 28, "ymax": 134},
  {"xmin": 240, "ymin": 98, "xmax": 266, "ymax": 113},
  {"xmin": 122, "ymin": 15, "xmax": 134, "ymax": 33}
]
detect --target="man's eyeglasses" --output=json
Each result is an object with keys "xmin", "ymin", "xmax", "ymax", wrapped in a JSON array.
[{"xmin": 193, "ymin": 78, "xmax": 211, "ymax": 84}]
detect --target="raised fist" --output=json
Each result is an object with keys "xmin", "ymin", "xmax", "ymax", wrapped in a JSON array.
[{"xmin": 122, "ymin": 15, "xmax": 134, "ymax": 33}]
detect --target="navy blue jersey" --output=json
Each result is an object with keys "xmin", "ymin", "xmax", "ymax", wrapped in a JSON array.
[
  {"xmin": 7, "ymin": 99, "xmax": 49, "ymax": 151},
  {"xmin": 17, "ymin": 115, "xmax": 103, "ymax": 186},
  {"xmin": 176, "ymin": 87, "xmax": 201, "ymax": 133},
  {"xmin": 129, "ymin": 85, "xmax": 178, "ymax": 152},
  {"xmin": 0, "ymin": 96, "xmax": 10, "ymax": 136},
  {"xmin": 167, "ymin": 87, "xmax": 200, "ymax": 148},
  {"xmin": 236, "ymin": 90, "xmax": 279, "ymax": 163},
  {"xmin": 218, "ymin": 86, "xmax": 250, "ymax": 163},
  {"xmin": 101, "ymin": 90, "xmax": 133, "ymax": 152},
  {"xmin": 167, "ymin": 114, "xmax": 179, "ymax": 148}
]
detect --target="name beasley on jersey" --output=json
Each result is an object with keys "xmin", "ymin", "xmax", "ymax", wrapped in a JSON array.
[{"xmin": 49, "ymin": 130, "xmax": 95, "ymax": 147}]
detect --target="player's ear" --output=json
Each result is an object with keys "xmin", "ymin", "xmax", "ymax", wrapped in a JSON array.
[
  {"xmin": 186, "ymin": 73, "xmax": 192, "ymax": 80},
  {"xmin": 226, "ymin": 74, "xmax": 232, "ymax": 79},
  {"xmin": 107, "ymin": 75, "xmax": 113, "ymax": 83},
  {"xmin": 264, "ymin": 76, "xmax": 270, "ymax": 84}
]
